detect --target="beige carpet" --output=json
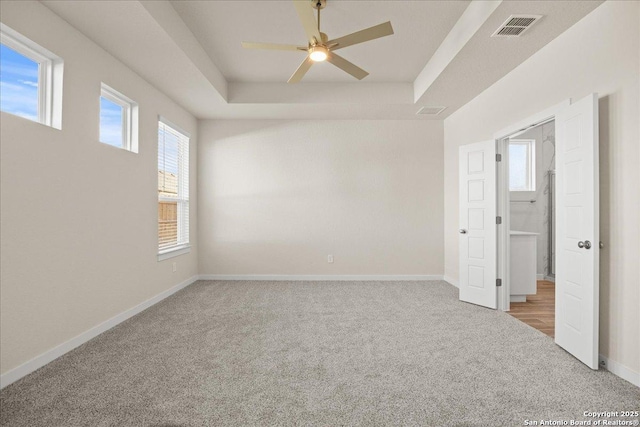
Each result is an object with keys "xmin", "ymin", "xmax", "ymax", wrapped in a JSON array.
[{"xmin": 1, "ymin": 280, "xmax": 638, "ymax": 426}]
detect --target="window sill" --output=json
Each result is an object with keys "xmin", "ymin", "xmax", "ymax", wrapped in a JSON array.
[{"xmin": 158, "ymin": 245, "xmax": 191, "ymax": 261}]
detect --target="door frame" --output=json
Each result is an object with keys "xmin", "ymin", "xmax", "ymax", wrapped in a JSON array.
[{"xmin": 492, "ymin": 100, "xmax": 570, "ymax": 312}]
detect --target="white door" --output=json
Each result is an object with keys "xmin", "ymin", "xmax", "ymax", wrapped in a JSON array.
[
  {"xmin": 555, "ymin": 93, "xmax": 599, "ymax": 369},
  {"xmin": 459, "ymin": 140, "xmax": 497, "ymax": 309}
]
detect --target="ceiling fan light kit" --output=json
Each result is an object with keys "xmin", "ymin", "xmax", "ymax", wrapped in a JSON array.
[
  {"xmin": 309, "ymin": 45, "xmax": 328, "ymax": 62},
  {"xmin": 242, "ymin": 0, "xmax": 394, "ymax": 83}
]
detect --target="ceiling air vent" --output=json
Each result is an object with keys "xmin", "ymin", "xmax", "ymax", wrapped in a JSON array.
[
  {"xmin": 492, "ymin": 15, "xmax": 542, "ymax": 37},
  {"xmin": 417, "ymin": 106, "xmax": 446, "ymax": 116}
]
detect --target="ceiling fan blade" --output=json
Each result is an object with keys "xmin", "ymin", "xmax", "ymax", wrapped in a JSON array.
[
  {"xmin": 326, "ymin": 52, "xmax": 368, "ymax": 80},
  {"xmin": 326, "ymin": 21, "xmax": 394, "ymax": 51},
  {"xmin": 288, "ymin": 56, "xmax": 314, "ymax": 83},
  {"xmin": 242, "ymin": 42, "xmax": 306, "ymax": 51},
  {"xmin": 293, "ymin": 0, "xmax": 322, "ymax": 44}
]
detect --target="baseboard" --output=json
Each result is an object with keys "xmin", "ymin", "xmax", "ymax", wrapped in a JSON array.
[
  {"xmin": 536, "ymin": 274, "xmax": 545, "ymax": 280},
  {"xmin": 198, "ymin": 274, "xmax": 444, "ymax": 281},
  {"xmin": 598, "ymin": 354, "xmax": 640, "ymax": 387},
  {"xmin": 0, "ymin": 275, "xmax": 199, "ymax": 390},
  {"xmin": 443, "ymin": 275, "xmax": 459, "ymax": 288}
]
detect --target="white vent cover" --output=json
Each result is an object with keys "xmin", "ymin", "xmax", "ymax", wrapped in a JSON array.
[
  {"xmin": 492, "ymin": 15, "xmax": 542, "ymax": 37},
  {"xmin": 416, "ymin": 106, "xmax": 446, "ymax": 116}
]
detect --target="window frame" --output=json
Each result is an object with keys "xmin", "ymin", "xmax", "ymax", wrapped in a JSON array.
[
  {"xmin": 157, "ymin": 116, "xmax": 190, "ymax": 261},
  {"xmin": 99, "ymin": 83, "xmax": 139, "ymax": 152},
  {"xmin": 508, "ymin": 139, "xmax": 536, "ymax": 192},
  {"xmin": 0, "ymin": 23, "xmax": 63, "ymax": 129}
]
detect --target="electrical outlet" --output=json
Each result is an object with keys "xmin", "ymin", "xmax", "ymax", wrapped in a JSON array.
[
  {"xmin": 327, "ymin": 254, "xmax": 334, "ymax": 263},
  {"xmin": 172, "ymin": 262, "xmax": 177, "ymax": 273}
]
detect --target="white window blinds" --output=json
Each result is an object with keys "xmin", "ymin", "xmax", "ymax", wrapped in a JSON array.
[{"xmin": 158, "ymin": 119, "xmax": 189, "ymax": 252}]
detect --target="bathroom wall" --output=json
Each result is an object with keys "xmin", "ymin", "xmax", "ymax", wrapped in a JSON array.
[{"xmin": 509, "ymin": 121, "xmax": 555, "ymax": 277}]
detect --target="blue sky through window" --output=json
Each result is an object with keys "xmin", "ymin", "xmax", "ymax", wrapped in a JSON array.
[
  {"xmin": 99, "ymin": 96, "xmax": 123, "ymax": 148},
  {"xmin": 0, "ymin": 43, "xmax": 39, "ymax": 121}
]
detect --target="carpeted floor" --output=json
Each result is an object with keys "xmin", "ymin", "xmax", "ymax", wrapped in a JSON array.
[{"xmin": 1, "ymin": 280, "xmax": 638, "ymax": 426}]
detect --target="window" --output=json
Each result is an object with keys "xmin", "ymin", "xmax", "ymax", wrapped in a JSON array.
[
  {"xmin": 0, "ymin": 23, "xmax": 63, "ymax": 128},
  {"xmin": 100, "ymin": 83, "xmax": 138, "ymax": 152},
  {"xmin": 509, "ymin": 139, "xmax": 535, "ymax": 191},
  {"xmin": 158, "ymin": 118, "xmax": 190, "ymax": 259}
]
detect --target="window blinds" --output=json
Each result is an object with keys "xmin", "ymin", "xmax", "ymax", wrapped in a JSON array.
[{"xmin": 158, "ymin": 120, "xmax": 189, "ymax": 252}]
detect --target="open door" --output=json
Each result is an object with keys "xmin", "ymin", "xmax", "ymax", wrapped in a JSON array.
[
  {"xmin": 555, "ymin": 93, "xmax": 599, "ymax": 369},
  {"xmin": 459, "ymin": 140, "xmax": 497, "ymax": 309}
]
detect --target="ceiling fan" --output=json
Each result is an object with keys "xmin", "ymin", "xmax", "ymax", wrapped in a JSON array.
[{"xmin": 241, "ymin": 0, "xmax": 394, "ymax": 83}]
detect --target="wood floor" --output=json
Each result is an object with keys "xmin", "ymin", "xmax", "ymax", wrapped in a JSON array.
[{"xmin": 508, "ymin": 280, "xmax": 555, "ymax": 338}]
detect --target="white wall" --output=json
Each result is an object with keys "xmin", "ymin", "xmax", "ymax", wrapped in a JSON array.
[
  {"xmin": 198, "ymin": 120, "xmax": 443, "ymax": 277},
  {"xmin": 0, "ymin": 1, "xmax": 198, "ymax": 376},
  {"xmin": 444, "ymin": 1, "xmax": 639, "ymax": 375}
]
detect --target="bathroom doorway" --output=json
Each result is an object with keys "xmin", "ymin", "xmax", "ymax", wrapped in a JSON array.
[
  {"xmin": 502, "ymin": 120, "xmax": 556, "ymax": 337},
  {"xmin": 460, "ymin": 94, "xmax": 600, "ymax": 368}
]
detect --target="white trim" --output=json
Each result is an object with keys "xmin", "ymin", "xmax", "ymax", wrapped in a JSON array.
[
  {"xmin": 497, "ymin": 137, "xmax": 510, "ymax": 311},
  {"xmin": 158, "ymin": 115, "xmax": 191, "ymax": 139},
  {"xmin": 157, "ymin": 245, "xmax": 191, "ymax": 261},
  {"xmin": 443, "ymin": 275, "xmax": 459, "ymax": 288},
  {"xmin": 493, "ymin": 100, "xmax": 569, "ymax": 141},
  {"xmin": 508, "ymin": 139, "xmax": 536, "ymax": 192},
  {"xmin": 157, "ymin": 119, "xmax": 190, "ymax": 251},
  {"xmin": 536, "ymin": 274, "xmax": 545, "ymax": 280},
  {"xmin": 0, "ymin": 23, "xmax": 63, "ymax": 129},
  {"xmin": 198, "ymin": 274, "xmax": 444, "ymax": 282},
  {"xmin": 598, "ymin": 354, "xmax": 640, "ymax": 388},
  {"xmin": 0, "ymin": 275, "xmax": 199, "ymax": 390},
  {"xmin": 100, "ymin": 83, "xmax": 138, "ymax": 152},
  {"xmin": 495, "ymin": 100, "xmax": 569, "ymax": 312}
]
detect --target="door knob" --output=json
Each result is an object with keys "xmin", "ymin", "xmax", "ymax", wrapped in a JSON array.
[
  {"xmin": 459, "ymin": 229, "xmax": 467, "ymax": 234},
  {"xmin": 578, "ymin": 240, "xmax": 592, "ymax": 249}
]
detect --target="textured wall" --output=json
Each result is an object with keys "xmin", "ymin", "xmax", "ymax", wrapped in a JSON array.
[
  {"xmin": 0, "ymin": 2, "xmax": 198, "ymax": 375},
  {"xmin": 443, "ymin": 1, "xmax": 639, "ymax": 374},
  {"xmin": 198, "ymin": 120, "xmax": 444, "ymax": 276}
]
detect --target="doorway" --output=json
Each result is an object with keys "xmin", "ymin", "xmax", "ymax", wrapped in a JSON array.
[
  {"xmin": 459, "ymin": 94, "xmax": 601, "ymax": 369},
  {"xmin": 501, "ymin": 120, "xmax": 556, "ymax": 338}
]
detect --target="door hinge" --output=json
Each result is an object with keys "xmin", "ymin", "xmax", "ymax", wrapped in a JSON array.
[
  {"xmin": 496, "ymin": 153, "xmax": 502, "ymax": 162},
  {"xmin": 496, "ymin": 216, "xmax": 502, "ymax": 225},
  {"xmin": 496, "ymin": 278, "xmax": 502, "ymax": 287}
]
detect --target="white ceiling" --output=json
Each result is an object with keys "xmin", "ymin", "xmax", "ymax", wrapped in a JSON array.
[
  {"xmin": 41, "ymin": 0, "xmax": 603, "ymax": 120},
  {"xmin": 170, "ymin": 0, "xmax": 471, "ymax": 83}
]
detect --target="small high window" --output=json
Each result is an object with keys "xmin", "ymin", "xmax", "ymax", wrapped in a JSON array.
[
  {"xmin": 0, "ymin": 23, "xmax": 63, "ymax": 128},
  {"xmin": 99, "ymin": 83, "xmax": 138, "ymax": 152},
  {"xmin": 509, "ymin": 139, "xmax": 535, "ymax": 191}
]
